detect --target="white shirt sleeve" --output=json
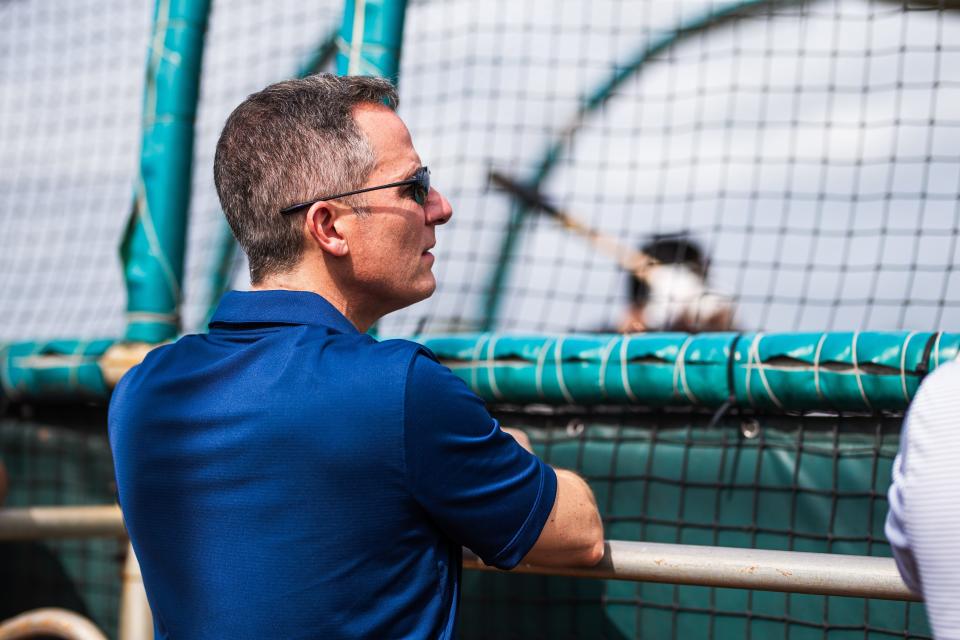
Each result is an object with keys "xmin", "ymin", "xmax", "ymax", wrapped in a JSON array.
[{"xmin": 885, "ymin": 359, "xmax": 960, "ymax": 639}]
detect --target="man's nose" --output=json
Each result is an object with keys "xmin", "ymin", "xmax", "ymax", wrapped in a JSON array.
[{"xmin": 425, "ymin": 187, "xmax": 453, "ymax": 226}]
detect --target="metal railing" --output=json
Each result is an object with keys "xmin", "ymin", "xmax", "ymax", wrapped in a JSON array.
[
  {"xmin": 0, "ymin": 506, "xmax": 151, "ymax": 640},
  {"xmin": 1, "ymin": 505, "xmax": 919, "ymax": 603}
]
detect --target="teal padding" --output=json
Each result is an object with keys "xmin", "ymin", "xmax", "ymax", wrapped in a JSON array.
[
  {"xmin": 336, "ymin": 0, "xmax": 408, "ymax": 81},
  {"xmin": 0, "ymin": 339, "xmax": 115, "ymax": 403},
  {"xmin": 732, "ymin": 331, "xmax": 960, "ymax": 412},
  {"xmin": 418, "ymin": 332, "xmax": 959, "ymax": 412},
  {"xmin": 459, "ymin": 416, "xmax": 931, "ymax": 639},
  {"xmin": 481, "ymin": 0, "xmax": 798, "ymax": 330},
  {"xmin": 121, "ymin": 0, "xmax": 212, "ymax": 343}
]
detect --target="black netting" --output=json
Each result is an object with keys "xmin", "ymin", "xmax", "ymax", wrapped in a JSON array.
[
  {"xmin": 0, "ymin": 408, "xmax": 122, "ymax": 638},
  {"xmin": 459, "ymin": 408, "xmax": 931, "ymax": 639},
  {"xmin": 0, "ymin": 0, "xmax": 342, "ymax": 342},
  {"xmin": 1, "ymin": 1, "xmax": 953, "ymax": 638},
  {"xmin": 3, "ymin": 2, "xmax": 958, "ymax": 339},
  {"xmin": 380, "ymin": 0, "xmax": 960, "ymax": 336}
]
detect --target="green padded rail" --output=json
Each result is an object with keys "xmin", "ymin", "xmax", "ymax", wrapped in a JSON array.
[
  {"xmin": 418, "ymin": 332, "xmax": 959, "ymax": 412},
  {"xmin": 2, "ymin": 332, "xmax": 956, "ymax": 410},
  {"xmin": 120, "ymin": 0, "xmax": 212, "ymax": 343},
  {"xmin": 0, "ymin": 340, "xmax": 116, "ymax": 404}
]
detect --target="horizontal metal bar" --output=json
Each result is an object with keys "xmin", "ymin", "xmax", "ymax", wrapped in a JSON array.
[
  {"xmin": 1, "ymin": 507, "xmax": 919, "ymax": 602},
  {"xmin": 463, "ymin": 540, "xmax": 921, "ymax": 602},
  {"xmin": 0, "ymin": 506, "xmax": 126, "ymax": 540},
  {"xmin": 0, "ymin": 608, "xmax": 109, "ymax": 640}
]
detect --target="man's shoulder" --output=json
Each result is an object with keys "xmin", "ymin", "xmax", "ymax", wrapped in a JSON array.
[
  {"xmin": 915, "ymin": 358, "xmax": 960, "ymax": 408},
  {"xmin": 906, "ymin": 358, "xmax": 960, "ymax": 442},
  {"xmin": 921, "ymin": 358, "xmax": 960, "ymax": 387}
]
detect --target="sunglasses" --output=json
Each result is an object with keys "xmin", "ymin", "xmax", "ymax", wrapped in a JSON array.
[{"xmin": 279, "ymin": 166, "xmax": 430, "ymax": 214}]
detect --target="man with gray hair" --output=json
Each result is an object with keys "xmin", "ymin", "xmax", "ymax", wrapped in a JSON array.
[{"xmin": 109, "ymin": 73, "xmax": 604, "ymax": 639}]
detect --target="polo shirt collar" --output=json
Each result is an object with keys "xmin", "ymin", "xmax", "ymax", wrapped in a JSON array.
[{"xmin": 209, "ymin": 290, "xmax": 360, "ymax": 335}]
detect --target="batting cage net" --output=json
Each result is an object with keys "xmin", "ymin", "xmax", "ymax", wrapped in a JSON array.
[
  {"xmin": 2, "ymin": 1, "xmax": 958, "ymax": 639},
  {"xmin": 466, "ymin": 408, "xmax": 928, "ymax": 639},
  {"xmin": 2, "ymin": 0, "xmax": 959, "ymax": 340},
  {"xmin": 0, "ymin": 411, "xmax": 123, "ymax": 636},
  {"xmin": 0, "ymin": 0, "xmax": 343, "ymax": 342},
  {"xmin": 388, "ymin": 0, "xmax": 960, "ymax": 337}
]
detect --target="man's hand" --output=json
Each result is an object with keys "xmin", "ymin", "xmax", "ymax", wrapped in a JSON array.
[{"xmin": 501, "ymin": 427, "xmax": 534, "ymax": 454}]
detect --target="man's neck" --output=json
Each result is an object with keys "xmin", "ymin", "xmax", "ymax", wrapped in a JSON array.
[{"xmin": 252, "ymin": 272, "xmax": 379, "ymax": 333}]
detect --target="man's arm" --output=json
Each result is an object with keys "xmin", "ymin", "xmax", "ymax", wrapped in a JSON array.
[{"xmin": 502, "ymin": 428, "xmax": 604, "ymax": 567}]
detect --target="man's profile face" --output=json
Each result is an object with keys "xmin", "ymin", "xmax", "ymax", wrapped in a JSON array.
[{"xmin": 338, "ymin": 104, "xmax": 453, "ymax": 317}]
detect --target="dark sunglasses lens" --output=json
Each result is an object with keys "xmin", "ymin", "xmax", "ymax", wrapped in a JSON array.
[{"xmin": 415, "ymin": 167, "xmax": 430, "ymax": 205}]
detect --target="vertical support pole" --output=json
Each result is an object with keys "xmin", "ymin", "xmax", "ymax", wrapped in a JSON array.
[
  {"xmin": 121, "ymin": 0, "xmax": 212, "ymax": 343},
  {"xmin": 336, "ymin": 0, "xmax": 408, "ymax": 81},
  {"xmin": 119, "ymin": 543, "xmax": 153, "ymax": 640}
]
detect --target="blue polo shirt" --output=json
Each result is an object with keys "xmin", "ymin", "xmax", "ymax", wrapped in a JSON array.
[{"xmin": 108, "ymin": 290, "xmax": 557, "ymax": 639}]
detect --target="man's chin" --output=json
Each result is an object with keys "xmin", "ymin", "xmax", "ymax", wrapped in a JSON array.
[{"xmin": 378, "ymin": 281, "xmax": 437, "ymax": 317}]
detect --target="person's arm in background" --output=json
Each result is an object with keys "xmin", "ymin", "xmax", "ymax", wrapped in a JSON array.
[
  {"xmin": 502, "ymin": 427, "xmax": 604, "ymax": 566},
  {"xmin": 885, "ymin": 360, "xmax": 960, "ymax": 638}
]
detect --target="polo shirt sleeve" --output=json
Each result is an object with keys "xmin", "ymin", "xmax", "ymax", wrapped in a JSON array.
[{"xmin": 403, "ymin": 351, "xmax": 557, "ymax": 570}]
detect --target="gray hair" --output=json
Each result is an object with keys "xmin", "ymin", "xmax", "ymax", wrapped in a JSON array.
[{"xmin": 213, "ymin": 73, "xmax": 399, "ymax": 284}]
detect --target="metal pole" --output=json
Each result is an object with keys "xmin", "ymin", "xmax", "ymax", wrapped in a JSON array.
[
  {"xmin": 0, "ymin": 506, "xmax": 918, "ymax": 602},
  {"xmin": 0, "ymin": 506, "xmax": 125, "ymax": 540},
  {"xmin": 121, "ymin": 0, "xmax": 212, "ymax": 343},
  {"xmin": 119, "ymin": 543, "xmax": 153, "ymax": 640},
  {"xmin": 464, "ymin": 540, "xmax": 920, "ymax": 602},
  {"xmin": 0, "ymin": 609, "xmax": 108, "ymax": 640},
  {"xmin": 336, "ymin": 0, "xmax": 408, "ymax": 81}
]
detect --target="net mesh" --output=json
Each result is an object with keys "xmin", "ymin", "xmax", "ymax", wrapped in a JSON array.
[
  {"xmin": 0, "ymin": 410, "xmax": 122, "ymax": 638},
  {"xmin": 383, "ymin": 0, "xmax": 960, "ymax": 336},
  {"xmin": 1, "ymin": 1, "xmax": 954, "ymax": 638},
  {"xmin": 0, "ymin": 407, "xmax": 932, "ymax": 639},
  {"xmin": 3, "ymin": 1, "xmax": 959, "ymax": 340},
  {"xmin": 462, "ymin": 408, "xmax": 931, "ymax": 639},
  {"xmin": 0, "ymin": 0, "xmax": 150, "ymax": 341},
  {"xmin": 0, "ymin": 0, "xmax": 342, "ymax": 342}
]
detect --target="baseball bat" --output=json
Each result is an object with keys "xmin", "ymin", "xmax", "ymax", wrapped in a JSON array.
[{"xmin": 488, "ymin": 170, "xmax": 657, "ymax": 278}]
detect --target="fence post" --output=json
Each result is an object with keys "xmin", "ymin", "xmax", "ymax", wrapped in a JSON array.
[
  {"xmin": 120, "ymin": 0, "xmax": 212, "ymax": 343},
  {"xmin": 336, "ymin": 0, "xmax": 408, "ymax": 82}
]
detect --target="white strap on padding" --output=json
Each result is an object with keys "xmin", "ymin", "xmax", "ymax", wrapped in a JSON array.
[
  {"xmin": 813, "ymin": 332, "xmax": 828, "ymax": 404},
  {"xmin": 672, "ymin": 336, "xmax": 700, "ymax": 405},
  {"xmin": 851, "ymin": 332, "xmax": 873, "ymax": 412},
  {"xmin": 554, "ymin": 336, "xmax": 575, "ymax": 405},
  {"xmin": 598, "ymin": 335, "xmax": 619, "ymax": 401},
  {"xmin": 746, "ymin": 333, "xmax": 784, "ymax": 411},
  {"xmin": 535, "ymin": 337, "xmax": 553, "ymax": 401},
  {"xmin": 619, "ymin": 335, "xmax": 639, "ymax": 403},
  {"xmin": 900, "ymin": 331, "xmax": 918, "ymax": 404}
]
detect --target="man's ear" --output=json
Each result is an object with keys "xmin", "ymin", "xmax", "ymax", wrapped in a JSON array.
[{"xmin": 304, "ymin": 201, "xmax": 349, "ymax": 257}]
